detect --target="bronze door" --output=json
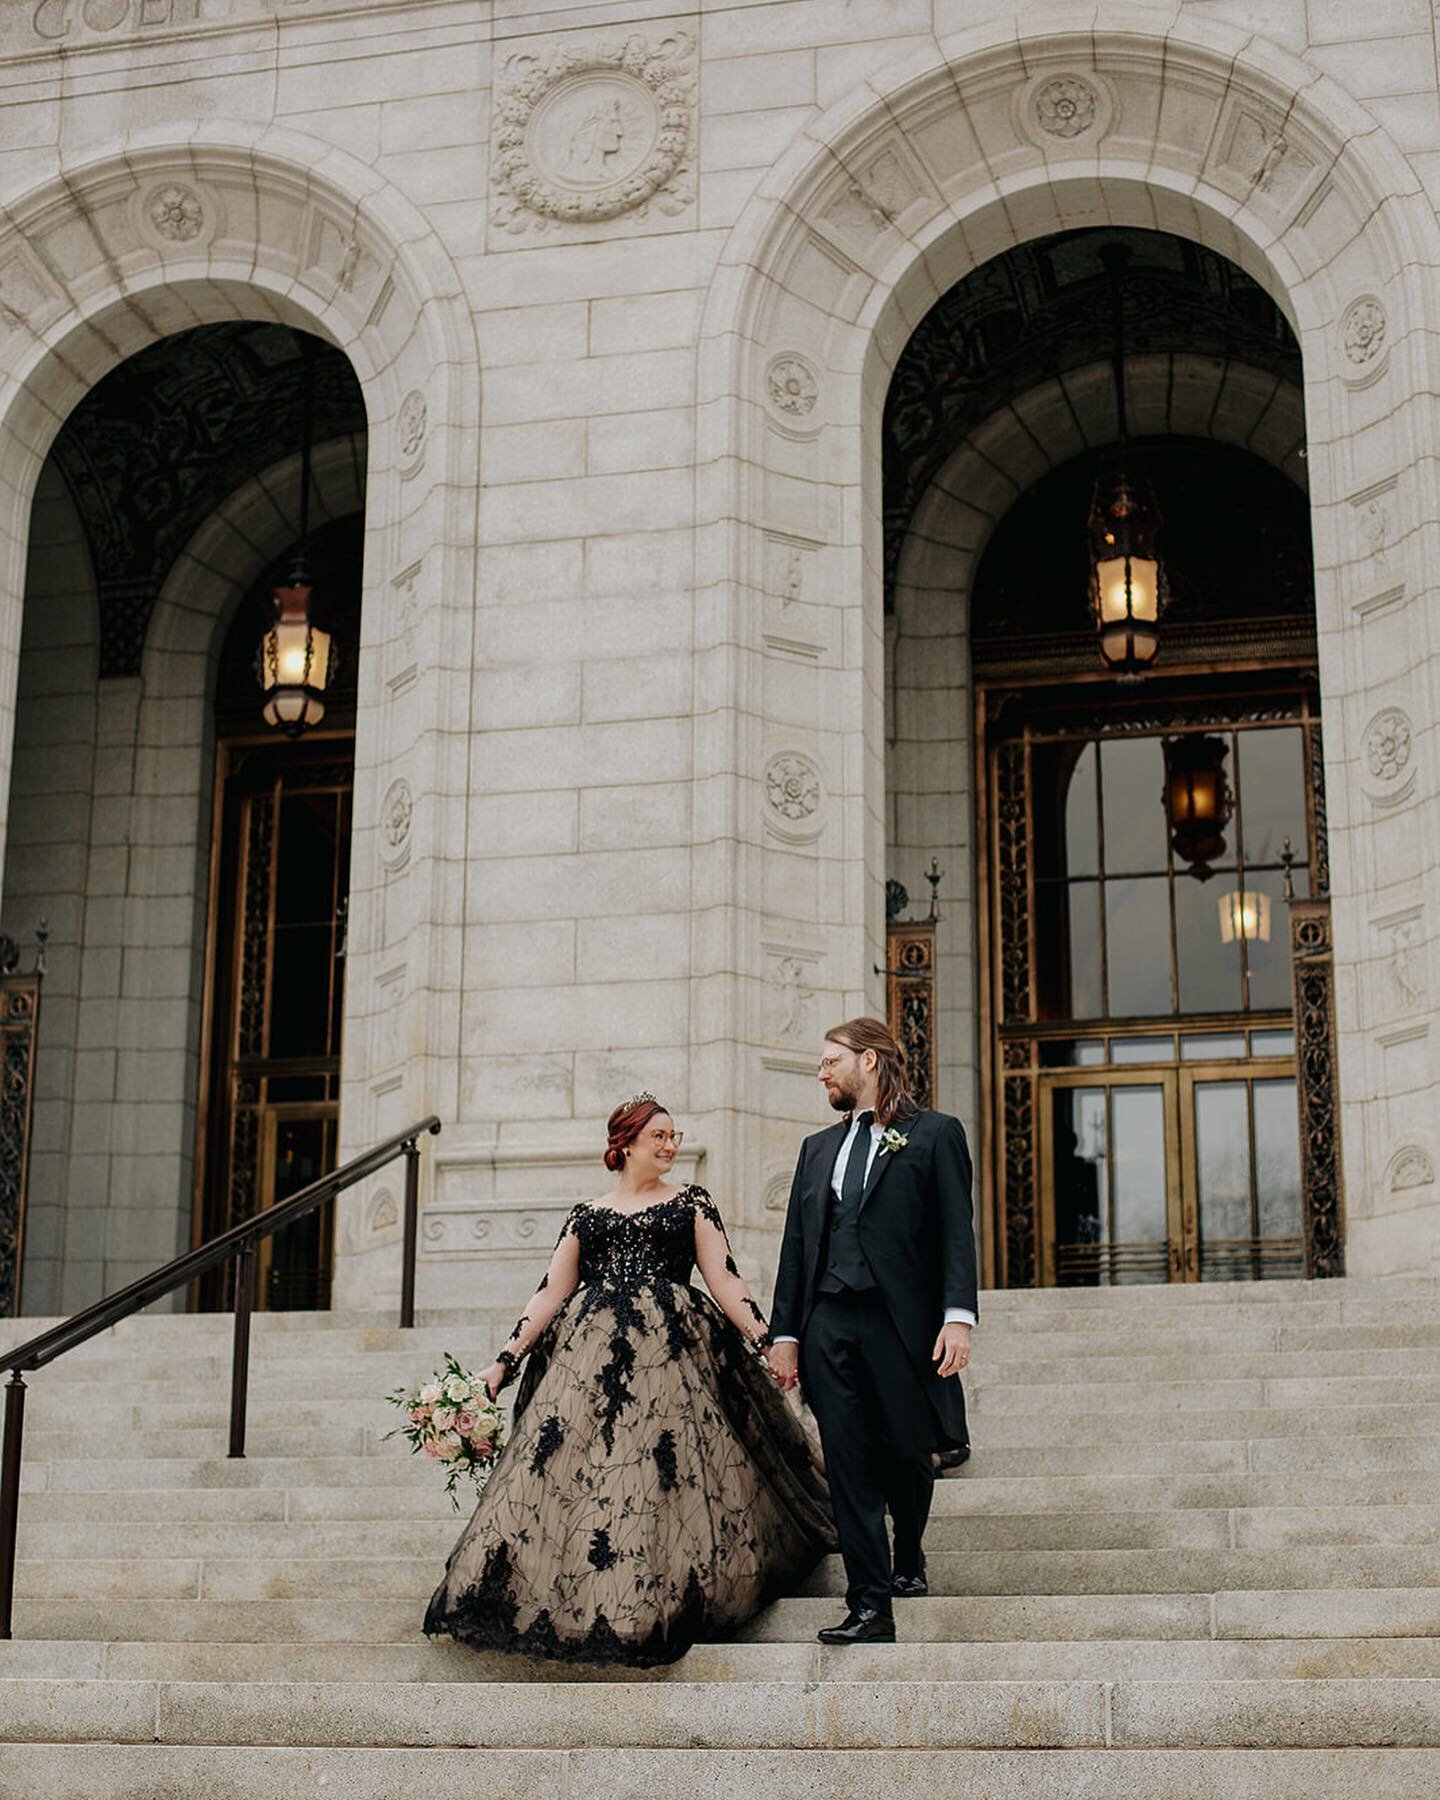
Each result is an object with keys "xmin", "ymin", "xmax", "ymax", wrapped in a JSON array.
[
  {"xmin": 1038, "ymin": 1035, "xmax": 1303, "ymax": 1285},
  {"xmin": 196, "ymin": 738, "xmax": 351, "ymax": 1310},
  {"xmin": 987, "ymin": 694, "xmax": 1332, "ymax": 1287}
]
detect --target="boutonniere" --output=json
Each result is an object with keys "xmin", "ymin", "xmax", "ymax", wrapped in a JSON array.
[{"xmin": 878, "ymin": 1127, "xmax": 908, "ymax": 1156}]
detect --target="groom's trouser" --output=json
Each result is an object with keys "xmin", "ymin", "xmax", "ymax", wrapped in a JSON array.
[{"xmin": 802, "ymin": 1288, "xmax": 935, "ymax": 1616}]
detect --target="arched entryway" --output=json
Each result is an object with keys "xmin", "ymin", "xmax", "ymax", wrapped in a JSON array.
[
  {"xmin": 697, "ymin": 13, "xmax": 1440, "ymax": 1280},
  {"xmin": 0, "ymin": 131, "xmax": 478, "ymax": 1314}
]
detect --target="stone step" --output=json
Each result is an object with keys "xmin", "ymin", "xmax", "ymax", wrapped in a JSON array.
[
  {"xmin": 15, "ymin": 1587, "xmax": 1436, "ymax": 1646},
  {"xmin": 23, "ymin": 1398, "xmax": 1436, "ymax": 1454},
  {"xmin": 5, "ymin": 1745, "xmax": 1440, "ymax": 1800},
  {"xmin": 22, "ymin": 1469, "xmax": 1440, "ymax": 1526},
  {"xmin": 19, "ymin": 1502, "xmax": 1440, "ymax": 1563},
  {"xmin": 7, "ymin": 1633, "xmax": 1440, "ymax": 1685},
  {"xmin": 20, "ymin": 1454, "xmax": 441, "ymax": 1494},
  {"xmin": 17, "ymin": 1334, "xmax": 1440, "ymax": 1407},
  {"xmin": 3, "ymin": 1674, "xmax": 1440, "ymax": 1751},
  {"xmin": 20, "ymin": 1427, "xmax": 1437, "ymax": 1489},
  {"xmin": 970, "ymin": 1374, "xmax": 1440, "ymax": 1413},
  {"xmin": 24, "ymin": 1398, "xmax": 1440, "ymax": 1467},
  {"xmin": 13, "ymin": 1543, "xmax": 1440, "ymax": 1602},
  {"xmin": 933, "ymin": 1470, "xmax": 1440, "ymax": 1513}
]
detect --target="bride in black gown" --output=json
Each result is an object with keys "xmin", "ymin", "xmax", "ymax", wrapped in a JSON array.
[{"xmin": 424, "ymin": 1093, "xmax": 835, "ymax": 1667}]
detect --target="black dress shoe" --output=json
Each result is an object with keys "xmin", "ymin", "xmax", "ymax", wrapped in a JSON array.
[
  {"xmin": 890, "ymin": 1569, "xmax": 928, "ymax": 1598},
  {"xmin": 817, "ymin": 1608, "xmax": 896, "ymax": 1645},
  {"xmin": 934, "ymin": 1442, "xmax": 971, "ymax": 1472}
]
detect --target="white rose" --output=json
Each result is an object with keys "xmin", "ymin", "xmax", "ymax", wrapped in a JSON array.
[
  {"xmin": 432, "ymin": 1406, "xmax": 455, "ymax": 1430},
  {"xmin": 419, "ymin": 1384, "xmax": 442, "ymax": 1406},
  {"xmin": 443, "ymin": 1375, "xmax": 468, "ymax": 1401}
]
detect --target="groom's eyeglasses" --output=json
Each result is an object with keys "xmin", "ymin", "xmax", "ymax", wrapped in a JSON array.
[
  {"xmin": 646, "ymin": 1129, "xmax": 684, "ymax": 1148},
  {"xmin": 817, "ymin": 1055, "xmax": 850, "ymax": 1074}
]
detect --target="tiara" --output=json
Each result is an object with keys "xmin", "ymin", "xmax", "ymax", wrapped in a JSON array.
[{"xmin": 619, "ymin": 1090, "xmax": 660, "ymax": 1112}]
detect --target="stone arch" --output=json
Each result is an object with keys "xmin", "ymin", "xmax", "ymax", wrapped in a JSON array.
[
  {"xmin": 0, "ymin": 124, "xmax": 481, "ymax": 1303},
  {"xmin": 697, "ymin": 8, "xmax": 1440, "ymax": 1276},
  {"xmin": 888, "ymin": 353, "xmax": 1309, "ymax": 1140}
]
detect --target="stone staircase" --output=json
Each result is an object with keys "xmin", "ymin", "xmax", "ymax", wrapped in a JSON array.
[{"xmin": 2, "ymin": 1278, "xmax": 1439, "ymax": 1796}]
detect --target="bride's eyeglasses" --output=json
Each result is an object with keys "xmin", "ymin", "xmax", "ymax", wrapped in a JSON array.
[{"xmin": 645, "ymin": 1128, "xmax": 684, "ymax": 1148}]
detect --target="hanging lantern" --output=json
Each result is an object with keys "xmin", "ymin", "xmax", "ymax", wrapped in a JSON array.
[
  {"xmin": 258, "ymin": 557, "xmax": 333, "ymax": 736},
  {"xmin": 1218, "ymin": 887, "xmax": 1271, "ymax": 944},
  {"xmin": 1089, "ymin": 468, "xmax": 1166, "ymax": 673},
  {"xmin": 1088, "ymin": 244, "xmax": 1168, "ymax": 675},
  {"xmin": 256, "ymin": 336, "xmax": 339, "ymax": 736},
  {"xmin": 1163, "ymin": 734, "xmax": 1232, "ymax": 877}
]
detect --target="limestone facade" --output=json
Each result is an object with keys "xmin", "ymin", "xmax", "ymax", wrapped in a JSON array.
[{"xmin": 2, "ymin": 0, "xmax": 1440, "ymax": 1313}]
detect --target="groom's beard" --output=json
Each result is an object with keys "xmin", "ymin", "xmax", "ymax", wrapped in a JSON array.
[{"xmin": 827, "ymin": 1085, "xmax": 858, "ymax": 1113}]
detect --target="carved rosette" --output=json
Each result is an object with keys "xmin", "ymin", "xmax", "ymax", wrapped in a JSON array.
[
  {"xmin": 765, "ymin": 353, "xmax": 820, "ymax": 422},
  {"xmin": 1017, "ymin": 70, "xmax": 1114, "ymax": 150},
  {"xmin": 1035, "ymin": 77, "xmax": 1097, "ymax": 139},
  {"xmin": 762, "ymin": 752, "xmax": 824, "ymax": 842},
  {"xmin": 397, "ymin": 390, "xmax": 427, "ymax": 466},
  {"xmin": 380, "ymin": 778, "xmax": 414, "ymax": 869},
  {"xmin": 492, "ymin": 31, "xmax": 696, "ymax": 234},
  {"xmin": 136, "ymin": 178, "xmax": 215, "ymax": 251},
  {"xmin": 1340, "ymin": 295, "xmax": 1389, "ymax": 386},
  {"xmin": 1362, "ymin": 706, "xmax": 1415, "ymax": 805}
]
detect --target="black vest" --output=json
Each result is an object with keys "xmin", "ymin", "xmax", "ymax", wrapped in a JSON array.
[{"xmin": 817, "ymin": 1121, "xmax": 877, "ymax": 1294}]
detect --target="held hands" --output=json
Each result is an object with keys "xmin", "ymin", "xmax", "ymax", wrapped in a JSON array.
[
  {"xmin": 932, "ymin": 1321, "xmax": 972, "ymax": 1379},
  {"xmin": 764, "ymin": 1340, "xmax": 800, "ymax": 1391}
]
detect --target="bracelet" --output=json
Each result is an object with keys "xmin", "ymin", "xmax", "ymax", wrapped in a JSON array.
[
  {"xmin": 753, "ymin": 1330, "xmax": 774, "ymax": 1352},
  {"xmin": 494, "ymin": 1349, "xmax": 519, "ymax": 1382}
]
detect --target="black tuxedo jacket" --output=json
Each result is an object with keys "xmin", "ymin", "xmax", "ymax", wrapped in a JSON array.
[{"xmin": 770, "ymin": 1107, "xmax": 977, "ymax": 1451}]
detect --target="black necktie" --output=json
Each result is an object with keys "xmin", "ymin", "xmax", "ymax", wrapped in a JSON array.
[{"xmin": 841, "ymin": 1112, "xmax": 874, "ymax": 1211}]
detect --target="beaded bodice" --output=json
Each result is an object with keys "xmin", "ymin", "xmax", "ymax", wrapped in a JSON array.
[{"xmin": 568, "ymin": 1187, "xmax": 709, "ymax": 1290}]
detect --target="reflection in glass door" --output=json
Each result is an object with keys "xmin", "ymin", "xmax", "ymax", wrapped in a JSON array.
[{"xmin": 1039, "ymin": 1041, "xmax": 1303, "ymax": 1285}]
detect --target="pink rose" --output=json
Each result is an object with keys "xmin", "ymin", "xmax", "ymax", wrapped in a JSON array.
[
  {"xmin": 469, "ymin": 1436, "xmax": 493, "ymax": 1458},
  {"xmin": 431, "ymin": 1407, "xmax": 455, "ymax": 1430},
  {"xmin": 422, "ymin": 1439, "xmax": 441, "ymax": 1459},
  {"xmin": 408, "ymin": 1407, "xmax": 428, "ymax": 1424},
  {"xmin": 454, "ymin": 1412, "xmax": 475, "ymax": 1435}
]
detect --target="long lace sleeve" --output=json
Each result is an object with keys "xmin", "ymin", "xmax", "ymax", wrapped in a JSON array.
[
  {"xmin": 692, "ymin": 1190, "xmax": 772, "ymax": 1349},
  {"xmin": 495, "ymin": 1205, "xmax": 583, "ymax": 1372}
]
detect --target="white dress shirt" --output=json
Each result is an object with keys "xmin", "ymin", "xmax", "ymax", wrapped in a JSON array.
[{"xmin": 772, "ymin": 1113, "xmax": 978, "ymax": 1343}]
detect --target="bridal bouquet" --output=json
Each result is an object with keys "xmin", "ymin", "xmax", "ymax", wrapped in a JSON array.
[{"xmin": 385, "ymin": 1352, "xmax": 507, "ymax": 1509}]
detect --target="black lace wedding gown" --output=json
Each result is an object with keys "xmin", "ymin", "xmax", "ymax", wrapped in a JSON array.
[{"xmin": 424, "ymin": 1186, "xmax": 835, "ymax": 1667}]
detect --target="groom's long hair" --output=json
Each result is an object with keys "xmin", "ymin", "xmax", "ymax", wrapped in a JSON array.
[{"xmin": 825, "ymin": 1016, "xmax": 918, "ymax": 1127}]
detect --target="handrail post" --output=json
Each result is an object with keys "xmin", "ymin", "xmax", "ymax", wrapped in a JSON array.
[
  {"xmin": 228, "ymin": 1244, "xmax": 256, "ymax": 1459},
  {"xmin": 0, "ymin": 1370, "xmax": 27, "ymax": 1639},
  {"xmin": 399, "ymin": 1137, "xmax": 420, "ymax": 1328}
]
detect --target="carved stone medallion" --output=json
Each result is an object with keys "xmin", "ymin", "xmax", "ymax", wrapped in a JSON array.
[
  {"xmin": 1341, "ymin": 296, "xmax": 1388, "ymax": 386},
  {"xmin": 492, "ymin": 32, "xmax": 696, "ymax": 233},
  {"xmin": 1364, "ymin": 707, "xmax": 1412, "ymax": 784},
  {"xmin": 766, "ymin": 353, "xmax": 820, "ymax": 420},
  {"xmin": 398, "ymin": 390, "xmax": 427, "ymax": 461},
  {"xmin": 1035, "ymin": 77, "xmax": 1097, "ymax": 139},
  {"xmin": 1388, "ymin": 1145, "xmax": 1435, "ymax": 1192},
  {"xmin": 146, "ymin": 182, "xmax": 205, "ymax": 243},
  {"xmin": 763, "ymin": 753, "xmax": 824, "ymax": 842},
  {"xmin": 380, "ymin": 778, "xmax": 414, "ymax": 867}
]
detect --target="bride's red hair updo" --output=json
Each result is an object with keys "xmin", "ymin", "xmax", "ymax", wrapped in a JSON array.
[{"xmin": 604, "ymin": 1094, "xmax": 666, "ymax": 1172}]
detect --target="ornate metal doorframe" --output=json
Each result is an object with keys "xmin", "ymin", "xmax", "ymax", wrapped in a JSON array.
[
  {"xmin": 982, "ymin": 686, "xmax": 1343, "ymax": 1286},
  {"xmin": 0, "ymin": 929, "xmax": 46, "ymax": 1318}
]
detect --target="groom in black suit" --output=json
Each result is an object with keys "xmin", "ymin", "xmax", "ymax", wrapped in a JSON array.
[{"xmin": 766, "ymin": 1017, "xmax": 977, "ymax": 1644}]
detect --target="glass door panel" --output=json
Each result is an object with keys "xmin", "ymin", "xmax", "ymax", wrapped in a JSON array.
[
  {"xmin": 1180, "ymin": 1067, "xmax": 1304, "ymax": 1282},
  {"xmin": 1042, "ymin": 1072, "xmax": 1178, "ymax": 1286}
]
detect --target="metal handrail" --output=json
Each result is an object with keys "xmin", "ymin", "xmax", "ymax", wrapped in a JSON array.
[{"xmin": 0, "ymin": 1113, "xmax": 441, "ymax": 1637}]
